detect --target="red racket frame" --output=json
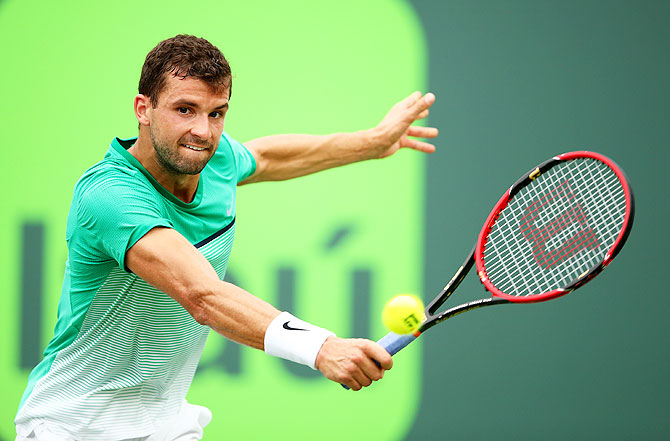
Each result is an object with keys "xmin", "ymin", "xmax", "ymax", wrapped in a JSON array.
[{"xmin": 475, "ymin": 151, "xmax": 635, "ymax": 303}]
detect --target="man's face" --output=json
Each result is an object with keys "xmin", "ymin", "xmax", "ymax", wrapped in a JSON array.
[{"xmin": 147, "ymin": 75, "xmax": 229, "ymax": 175}]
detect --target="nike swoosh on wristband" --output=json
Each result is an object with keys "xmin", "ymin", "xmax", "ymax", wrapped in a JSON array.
[{"xmin": 283, "ymin": 321, "xmax": 309, "ymax": 331}]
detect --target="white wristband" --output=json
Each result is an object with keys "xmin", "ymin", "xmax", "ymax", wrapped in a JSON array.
[{"xmin": 264, "ymin": 311, "xmax": 335, "ymax": 370}]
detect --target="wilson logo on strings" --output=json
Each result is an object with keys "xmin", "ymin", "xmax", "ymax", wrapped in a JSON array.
[{"xmin": 520, "ymin": 180, "xmax": 599, "ymax": 269}]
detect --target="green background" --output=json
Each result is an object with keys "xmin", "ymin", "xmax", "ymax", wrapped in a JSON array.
[
  {"xmin": 1, "ymin": 0, "xmax": 669, "ymax": 440},
  {"xmin": 414, "ymin": 0, "xmax": 669, "ymax": 440}
]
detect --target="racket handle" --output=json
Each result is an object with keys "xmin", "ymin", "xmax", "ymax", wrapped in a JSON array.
[
  {"xmin": 378, "ymin": 331, "xmax": 417, "ymax": 356},
  {"xmin": 340, "ymin": 332, "xmax": 418, "ymax": 390}
]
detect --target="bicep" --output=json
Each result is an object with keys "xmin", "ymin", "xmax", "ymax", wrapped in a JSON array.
[
  {"xmin": 125, "ymin": 227, "xmax": 220, "ymax": 320},
  {"xmin": 238, "ymin": 134, "xmax": 312, "ymax": 184}
]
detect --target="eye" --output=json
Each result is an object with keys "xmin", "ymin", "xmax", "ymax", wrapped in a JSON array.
[
  {"xmin": 209, "ymin": 111, "xmax": 222, "ymax": 118},
  {"xmin": 177, "ymin": 107, "xmax": 190, "ymax": 114}
]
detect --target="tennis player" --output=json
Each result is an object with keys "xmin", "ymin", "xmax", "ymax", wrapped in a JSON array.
[{"xmin": 14, "ymin": 34, "xmax": 437, "ymax": 440}]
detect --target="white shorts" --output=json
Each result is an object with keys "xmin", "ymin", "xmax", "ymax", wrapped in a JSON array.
[{"xmin": 15, "ymin": 401, "xmax": 212, "ymax": 441}]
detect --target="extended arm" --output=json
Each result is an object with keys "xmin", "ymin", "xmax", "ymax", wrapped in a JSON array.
[
  {"xmin": 241, "ymin": 92, "xmax": 437, "ymax": 184},
  {"xmin": 125, "ymin": 226, "xmax": 277, "ymax": 348},
  {"xmin": 125, "ymin": 226, "xmax": 392, "ymax": 390}
]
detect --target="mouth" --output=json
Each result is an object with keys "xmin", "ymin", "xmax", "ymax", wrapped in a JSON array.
[{"xmin": 181, "ymin": 143, "xmax": 207, "ymax": 152}]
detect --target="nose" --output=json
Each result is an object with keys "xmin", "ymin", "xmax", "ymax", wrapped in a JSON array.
[{"xmin": 190, "ymin": 114, "xmax": 209, "ymax": 139}]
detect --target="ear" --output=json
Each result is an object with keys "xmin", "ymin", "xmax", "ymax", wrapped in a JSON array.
[{"xmin": 134, "ymin": 94, "xmax": 152, "ymax": 126}]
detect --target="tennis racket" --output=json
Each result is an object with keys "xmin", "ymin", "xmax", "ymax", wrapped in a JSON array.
[{"xmin": 378, "ymin": 150, "xmax": 634, "ymax": 359}]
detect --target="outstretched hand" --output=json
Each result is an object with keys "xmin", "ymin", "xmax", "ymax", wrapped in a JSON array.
[
  {"xmin": 315, "ymin": 336, "xmax": 393, "ymax": 391},
  {"xmin": 240, "ymin": 91, "xmax": 438, "ymax": 184},
  {"xmin": 372, "ymin": 91, "xmax": 438, "ymax": 158}
]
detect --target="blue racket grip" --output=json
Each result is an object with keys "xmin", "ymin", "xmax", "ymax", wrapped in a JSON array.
[
  {"xmin": 340, "ymin": 332, "xmax": 418, "ymax": 390},
  {"xmin": 377, "ymin": 331, "xmax": 417, "ymax": 356}
]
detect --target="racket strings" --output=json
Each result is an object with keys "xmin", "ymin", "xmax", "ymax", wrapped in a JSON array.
[
  {"xmin": 519, "ymin": 180, "xmax": 599, "ymax": 269},
  {"xmin": 483, "ymin": 158, "xmax": 626, "ymax": 297}
]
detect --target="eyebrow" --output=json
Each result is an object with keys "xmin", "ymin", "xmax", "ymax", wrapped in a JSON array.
[{"xmin": 173, "ymin": 99, "xmax": 229, "ymax": 110}]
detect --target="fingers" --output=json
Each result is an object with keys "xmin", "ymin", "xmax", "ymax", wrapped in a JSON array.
[
  {"xmin": 316, "ymin": 337, "xmax": 393, "ymax": 391},
  {"xmin": 337, "ymin": 360, "xmax": 374, "ymax": 391},
  {"xmin": 351, "ymin": 360, "xmax": 378, "ymax": 389},
  {"xmin": 402, "ymin": 91, "xmax": 423, "ymax": 106},
  {"xmin": 357, "ymin": 355, "xmax": 385, "ymax": 384},
  {"xmin": 407, "ymin": 91, "xmax": 435, "ymax": 116},
  {"xmin": 421, "ymin": 92, "xmax": 436, "ymax": 107},
  {"xmin": 347, "ymin": 341, "xmax": 393, "ymax": 390},
  {"xmin": 417, "ymin": 109, "xmax": 430, "ymax": 119},
  {"xmin": 374, "ymin": 91, "xmax": 437, "ymax": 158},
  {"xmin": 344, "ymin": 341, "xmax": 388, "ymax": 390},
  {"xmin": 405, "ymin": 139, "xmax": 436, "ymax": 153},
  {"xmin": 402, "ymin": 126, "xmax": 438, "ymax": 152},
  {"xmin": 403, "ymin": 139, "xmax": 436, "ymax": 153},
  {"xmin": 400, "ymin": 91, "xmax": 435, "ymax": 118},
  {"xmin": 365, "ymin": 341, "xmax": 393, "ymax": 371},
  {"xmin": 404, "ymin": 93, "xmax": 437, "ymax": 152},
  {"xmin": 407, "ymin": 125, "xmax": 439, "ymax": 138}
]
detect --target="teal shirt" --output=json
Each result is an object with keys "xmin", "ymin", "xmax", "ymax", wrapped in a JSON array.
[{"xmin": 16, "ymin": 132, "xmax": 256, "ymax": 440}]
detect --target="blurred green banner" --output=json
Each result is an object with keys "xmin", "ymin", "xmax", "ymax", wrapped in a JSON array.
[{"xmin": 0, "ymin": 1, "xmax": 427, "ymax": 440}]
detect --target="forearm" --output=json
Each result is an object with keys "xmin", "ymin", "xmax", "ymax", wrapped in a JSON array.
[
  {"xmin": 241, "ymin": 129, "xmax": 381, "ymax": 184},
  {"xmin": 125, "ymin": 227, "xmax": 279, "ymax": 349},
  {"xmin": 196, "ymin": 280, "xmax": 280, "ymax": 349}
]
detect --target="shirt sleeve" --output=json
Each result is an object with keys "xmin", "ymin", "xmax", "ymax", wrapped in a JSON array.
[
  {"xmin": 72, "ymin": 166, "xmax": 173, "ymax": 270},
  {"xmin": 222, "ymin": 131, "xmax": 257, "ymax": 183}
]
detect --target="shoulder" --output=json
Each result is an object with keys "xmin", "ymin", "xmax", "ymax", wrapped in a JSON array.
[
  {"xmin": 208, "ymin": 131, "xmax": 250, "ymax": 166},
  {"xmin": 212, "ymin": 131, "xmax": 239, "ymax": 158},
  {"xmin": 72, "ymin": 157, "xmax": 160, "ymax": 220},
  {"xmin": 75, "ymin": 154, "xmax": 152, "ymax": 197},
  {"xmin": 215, "ymin": 131, "xmax": 256, "ymax": 181}
]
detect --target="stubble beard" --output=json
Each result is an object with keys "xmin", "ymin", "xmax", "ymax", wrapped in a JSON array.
[{"xmin": 150, "ymin": 128, "xmax": 212, "ymax": 176}]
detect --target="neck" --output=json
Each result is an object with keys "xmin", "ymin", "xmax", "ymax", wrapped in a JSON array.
[{"xmin": 128, "ymin": 133, "xmax": 200, "ymax": 203}]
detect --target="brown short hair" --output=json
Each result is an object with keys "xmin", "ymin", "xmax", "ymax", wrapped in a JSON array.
[{"xmin": 139, "ymin": 34, "xmax": 232, "ymax": 107}]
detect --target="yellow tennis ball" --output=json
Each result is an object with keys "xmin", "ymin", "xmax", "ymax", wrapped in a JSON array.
[{"xmin": 382, "ymin": 294, "xmax": 425, "ymax": 334}]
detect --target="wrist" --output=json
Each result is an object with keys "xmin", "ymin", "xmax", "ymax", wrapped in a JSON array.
[
  {"xmin": 264, "ymin": 311, "xmax": 335, "ymax": 369},
  {"xmin": 365, "ymin": 127, "xmax": 388, "ymax": 158},
  {"xmin": 313, "ymin": 335, "xmax": 335, "ymax": 371}
]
